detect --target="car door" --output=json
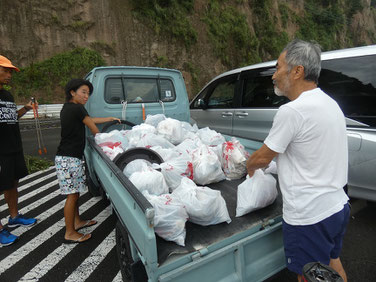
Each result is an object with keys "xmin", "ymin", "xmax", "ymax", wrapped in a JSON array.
[
  {"xmin": 232, "ymin": 67, "xmax": 288, "ymax": 142},
  {"xmin": 190, "ymin": 74, "xmax": 239, "ymax": 135}
]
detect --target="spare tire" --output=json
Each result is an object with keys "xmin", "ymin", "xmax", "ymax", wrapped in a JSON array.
[
  {"xmin": 113, "ymin": 147, "xmax": 164, "ymax": 171},
  {"xmin": 101, "ymin": 120, "xmax": 136, "ymax": 133}
]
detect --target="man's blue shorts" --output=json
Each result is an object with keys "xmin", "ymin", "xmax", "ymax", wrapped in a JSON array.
[{"xmin": 282, "ymin": 203, "xmax": 350, "ymax": 275}]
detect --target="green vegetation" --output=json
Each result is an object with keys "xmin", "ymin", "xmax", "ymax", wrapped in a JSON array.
[
  {"xmin": 10, "ymin": 48, "xmax": 105, "ymax": 103},
  {"xmin": 24, "ymin": 155, "xmax": 54, "ymax": 174},
  {"xmin": 183, "ymin": 61, "xmax": 200, "ymax": 96},
  {"xmin": 130, "ymin": 0, "xmax": 197, "ymax": 49},
  {"xmin": 294, "ymin": 0, "xmax": 345, "ymax": 50},
  {"xmin": 153, "ymin": 55, "xmax": 171, "ymax": 68},
  {"xmin": 204, "ymin": 0, "xmax": 260, "ymax": 68},
  {"xmin": 251, "ymin": 0, "xmax": 290, "ymax": 59}
]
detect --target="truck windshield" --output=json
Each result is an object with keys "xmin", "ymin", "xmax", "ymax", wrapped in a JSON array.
[{"xmin": 104, "ymin": 77, "xmax": 176, "ymax": 104}]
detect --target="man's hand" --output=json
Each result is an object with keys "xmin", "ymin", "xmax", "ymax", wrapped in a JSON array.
[
  {"xmin": 25, "ymin": 99, "xmax": 38, "ymax": 111},
  {"xmin": 246, "ymin": 144, "xmax": 278, "ymax": 177}
]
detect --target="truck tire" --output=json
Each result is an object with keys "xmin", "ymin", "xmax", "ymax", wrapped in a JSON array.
[
  {"xmin": 115, "ymin": 221, "xmax": 148, "ymax": 282},
  {"xmin": 101, "ymin": 120, "xmax": 136, "ymax": 133},
  {"xmin": 84, "ymin": 161, "xmax": 101, "ymax": 197}
]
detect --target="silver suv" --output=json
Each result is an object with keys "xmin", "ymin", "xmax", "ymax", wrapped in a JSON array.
[{"xmin": 190, "ymin": 45, "xmax": 376, "ymax": 201}]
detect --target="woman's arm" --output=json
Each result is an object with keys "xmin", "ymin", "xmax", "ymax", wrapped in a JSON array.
[
  {"xmin": 91, "ymin": 117, "xmax": 120, "ymax": 124},
  {"xmin": 82, "ymin": 116, "xmax": 100, "ymax": 135}
]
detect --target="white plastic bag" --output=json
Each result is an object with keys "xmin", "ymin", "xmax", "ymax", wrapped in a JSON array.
[
  {"xmin": 172, "ymin": 178, "xmax": 231, "ymax": 226},
  {"xmin": 157, "ymin": 118, "xmax": 184, "ymax": 145},
  {"xmin": 149, "ymin": 146, "xmax": 180, "ymax": 162},
  {"xmin": 123, "ymin": 159, "xmax": 152, "ymax": 178},
  {"xmin": 192, "ymin": 145, "xmax": 226, "ymax": 185},
  {"xmin": 144, "ymin": 114, "xmax": 166, "ymax": 128},
  {"xmin": 156, "ymin": 156, "xmax": 194, "ymax": 191},
  {"xmin": 137, "ymin": 132, "xmax": 175, "ymax": 149},
  {"xmin": 197, "ymin": 127, "xmax": 226, "ymax": 146},
  {"xmin": 98, "ymin": 142, "xmax": 124, "ymax": 161},
  {"xmin": 175, "ymin": 137, "xmax": 202, "ymax": 157},
  {"xmin": 236, "ymin": 169, "xmax": 278, "ymax": 217},
  {"xmin": 129, "ymin": 169, "xmax": 169, "ymax": 195},
  {"xmin": 95, "ymin": 129, "xmax": 129, "ymax": 150},
  {"xmin": 143, "ymin": 192, "xmax": 188, "ymax": 246},
  {"xmin": 222, "ymin": 138, "xmax": 250, "ymax": 180},
  {"xmin": 127, "ymin": 124, "xmax": 157, "ymax": 148},
  {"xmin": 264, "ymin": 161, "xmax": 277, "ymax": 174}
]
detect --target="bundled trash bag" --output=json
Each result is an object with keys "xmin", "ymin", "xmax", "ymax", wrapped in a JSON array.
[
  {"xmin": 129, "ymin": 169, "xmax": 169, "ymax": 195},
  {"xmin": 155, "ymin": 155, "xmax": 194, "ymax": 191},
  {"xmin": 98, "ymin": 142, "xmax": 124, "ymax": 161},
  {"xmin": 127, "ymin": 124, "xmax": 157, "ymax": 148},
  {"xmin": 222, "ymin": 138, "xmax": 250, "ymax": 180},
  {"xmin": 181, "ymin": 121, "xmax": 199, "ymax": 133},
  {"xmin": 264, "ymin": 161, "xmax": 277, "ymax": 174},
  {"xmin": 197, "ymin": 127, "xmax": 226, "ymax": 146},
  {"xmin": 172, "ymin": 178, "xmax": 231, "ymax": 226},
  {"xmin": 137, "ymin": 132, "xmax": 175, "ymax": 149},
  {"xmin": 123, "ymin": 159, "xmax": 153, "ymax": 178},
  {"xmin": 157, "ymin": 118, "xmax": 184, "ymax": 145},
  {"xmin": 236, "ymin": 169, "xmax": 278, "ymax": 217},
  {"xmin": 95, "ymin": 129, "xmax": 129, "ymax": 150},
  {"xmin": 144, "ymin": 114, "xmax": 166, "ymax": 128},
  {"xmin": 192, "ymin": 145, "xmax": 226, "ymax": 185},
  {"xmin": 149, "ymin": 146, "xmax": 180, "ymax": 162},
  {"xmin": 175, "ymin": 137, "xmax": 202, "ymax": 157},
  {"xmin": 143, "ymin": 192, "xmax": 188, "ymax": 246}
]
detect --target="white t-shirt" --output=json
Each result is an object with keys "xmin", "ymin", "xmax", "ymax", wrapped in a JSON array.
[{"xmin": 264, "ymin": 88, "xmax": 349, "ymax": 225}]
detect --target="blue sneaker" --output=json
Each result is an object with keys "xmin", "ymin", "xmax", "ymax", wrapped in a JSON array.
[
  {"xmin": 0, "ymin": 228, "xmax": 19, "ymax": 247},
  {"xmin": 8, "ymin": 214, "xmax": 37, "ymax": 227}
]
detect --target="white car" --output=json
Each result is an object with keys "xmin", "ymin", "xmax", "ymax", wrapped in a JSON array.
[{"xmin": 191, "ymin": 45, "xmax": 376, "ymax": 201}]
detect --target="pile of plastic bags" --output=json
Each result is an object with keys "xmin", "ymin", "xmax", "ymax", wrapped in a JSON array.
[{"xmin": 95, "ymin": 114, "xmax": 277, "ymax": 246}]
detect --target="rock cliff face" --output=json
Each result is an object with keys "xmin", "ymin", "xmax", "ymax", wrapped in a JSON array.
[{"xmin": 1, "ymin": 0, "xmax": 376, "ymax": 99}]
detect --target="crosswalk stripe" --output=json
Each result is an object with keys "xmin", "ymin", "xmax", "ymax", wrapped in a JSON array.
[
  {"xmin": 113, "ymin": 271, "xmax": 123, "ymax": 282},
  {"xmin": 0, "ymin": 179, "xmax": 59, "ymax": 221},
  {"xmin": 0, "ymin": 183, "xmax": 60, "ymax": 226},
  {"xmin": 19, "ymin": 206, "xmax": 113, "ymax": 281},
  {"xmin": 19, "ymin": 166, "xmax": 55, "ymax": 182},
  {"xmin": 65, "ymin": 229, "xmax": 116, "ymax": 282},
  {"xmin": 17, "ymin": 171, "xmax": 57, "ymax": 192},
  {"xmin": 0, "ymin": 195, "xmax": 102, "ymax": 274}
]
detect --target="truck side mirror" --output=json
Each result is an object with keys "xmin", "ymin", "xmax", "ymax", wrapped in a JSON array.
[{"xmin": 197, "ymin": 98, "xmax": 207, "ymax": 110}]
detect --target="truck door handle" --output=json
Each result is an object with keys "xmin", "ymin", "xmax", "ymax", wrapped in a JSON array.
[
  {"xmin": 221, "ymin": 112, "xmax": 233, "ymax": 117},
  {"xmin": 235, "ymin": 112, "xmax": 248, "ymax": 117}
]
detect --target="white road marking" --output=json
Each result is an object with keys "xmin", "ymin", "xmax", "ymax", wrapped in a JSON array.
[
  {"xmin": 113, "ymin": 271, "xmax": 123, "ymax": 282},
  {"xmin": 0, "ymin": 183, "xmax": 60, "ymax": 226},
  {"xmin": 17, "ymin": 171, "xmax": 57, "ymax": 192},
  {"xmin": 65, "ymin": 229, "xmax": 116, "ymax": 282},
  {"xmin": 0, "ymin": 196, "xmax": 101, "ymax": 274},
  {"xmin": 19, "ymin": 166, "xmax": 55, "ymax": 182},
  {"xmin": 19, "ymin": 206, "xmax": 113, "ymax": 281}
]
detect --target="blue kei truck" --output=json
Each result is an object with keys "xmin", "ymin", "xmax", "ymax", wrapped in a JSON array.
[{"xmin": 83, "ymin": 66, "xmax": 285, "ymax": 282}]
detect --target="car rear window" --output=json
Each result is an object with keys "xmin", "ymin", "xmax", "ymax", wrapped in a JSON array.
[
  {"xmin": 320, "ymin": 55, "xmax": 376, "ymax": 126},
  {"xmin": 104, "ymin": 77, "xmax": 176, "ymax": 104}
]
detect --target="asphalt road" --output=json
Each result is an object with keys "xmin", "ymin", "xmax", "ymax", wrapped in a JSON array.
[{"xmin": 13, "ymin": 120, "xmax": 376, "ymax": 281}]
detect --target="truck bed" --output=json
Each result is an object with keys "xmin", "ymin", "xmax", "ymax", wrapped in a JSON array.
[
  {"xmin": 156, "ymin": 177, "xmax": 283, "ymax": 265},
  {"xmin": 87, "ymin": 138, "xmax": 283, "ymax": 267}
]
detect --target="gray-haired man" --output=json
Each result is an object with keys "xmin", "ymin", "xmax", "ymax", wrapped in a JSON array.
[{"xmin": 246, "ymin": 39, "xmax": 349, "ymax": 281}]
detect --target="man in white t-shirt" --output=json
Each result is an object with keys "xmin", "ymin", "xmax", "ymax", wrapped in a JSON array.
[{"xmin": 246, "ymin": 39, "xmax": 350, "ymax": 281}]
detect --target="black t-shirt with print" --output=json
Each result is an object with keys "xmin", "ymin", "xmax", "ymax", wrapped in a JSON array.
[
  {"xmin": 0, "ymin": 89, "xmax": 23, "ymax": 155},
  {"xmin": 56, "ymin": 102, "xmax": 89, "ymax": 159}
]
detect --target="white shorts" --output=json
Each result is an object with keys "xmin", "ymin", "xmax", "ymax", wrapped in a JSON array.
[{"xmin": 55, "ymin": 156, "xmax": 86, "ymax": 195}]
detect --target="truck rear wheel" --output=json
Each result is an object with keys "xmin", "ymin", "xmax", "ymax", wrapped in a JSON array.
[
  {"xmin": 116, "ymin": 221, "xmax": 148, "ymax": 282},
  {"xmin": 116, "ymin": 220, "xmax": 133, "ymax": 280}
]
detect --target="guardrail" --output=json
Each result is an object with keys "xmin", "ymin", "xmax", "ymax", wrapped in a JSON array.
[{"xmin": 18, "ymin": 104, "xmax": 63, "ymax": 119}]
